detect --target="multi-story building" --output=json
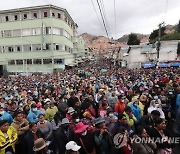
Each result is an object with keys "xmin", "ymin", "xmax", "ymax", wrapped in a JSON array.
[{"xmin": 0, "ymin": 4, "xmax": 87, "ymax": 74}]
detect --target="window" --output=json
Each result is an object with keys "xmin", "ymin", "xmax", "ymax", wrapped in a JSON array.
[
  {"xmin": 44, "ymin": 12, "xmax": 48, "ymax": 17},
  {"xmin": 46, "ymin": 27, "xmax": 51, "ymax": 35},
  {"xmin": 8, "ymin": 60, "xmax": 15, "ymax": 65},
  {"xmin": 58, "ymin": 13, "xmax": 61, "ymax": 18},
  {"xmin": 32, "ymin": 44, "xmax": 41, "ymax": 51},
  {"xmin": 16, "ymin": 60, "xmax": 23, "ymax": 65},
  {"xmin": 26, "ymin": 59, "xmax": 32, "ymax": 64},
  {"xmin": 22, "ymin": 29, "xmax": 31, "ymax": 36},
  {"xmin": 23, "ymin": 14, "xmax": 27, "ymax": 19},
  {"xmin": 46, "ymin": 44, "xmax": 50, "ymax": 50},
  {"xmin": 54, "ymin": 59, "xmax": 64, "ymax": 64},
  {"xmin": 5, "ymin": 16, "xmax": 9, "ymax": 21},
  {"xmin": 13, "ymin": 29, "xmax": 21, "ymax": 37},
  {"xmin": 52, "ymin": 13, "xmax": 55, "ymax": 17},
  {"xmin": 4, "ymin": 30, "xmax": 12, "ymax": 37},
  {"xmin": 16, "ymin": 46, "xmax": 21, "ymax": 52},
  {"xmin": 43, "ymin": 59, "xmax": 52, "ymax": 64},
  {"xmin": 0, "ymin": 31, "xmax": 4, "ymax": 38},
  {"xmin": 8, "ymin": 46, "xmax": 14, "ymax": 52},
  {"xmin": 23, "ymin": 45, "xmax": 31, "ymax": 51},
  {"xmin": 14, "ymin": 15, "xmax": 18, "ymax": 20},
  {"xmin": 32, "ymin": 28, "xmax": 41, "ymax": 35},
  {"xmin": 33, "ymin": 13, "xmax": 37, "ymax": 18},
  {"xmin": 33, "ymin": 59, "xmax": 42, "ymax": 64},
  {"xmin": 56, "ymin": 45, "xmax": 59, "ymax": 50}
]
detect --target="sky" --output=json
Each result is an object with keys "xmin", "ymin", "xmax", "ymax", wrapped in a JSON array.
[{"xmin": 0, "ymin": 0, "xmax": 180, "ymax": 39}]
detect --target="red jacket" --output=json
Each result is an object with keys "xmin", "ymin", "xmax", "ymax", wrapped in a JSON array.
[{"xmin": 114, "ymin": 100, "xmax": 126, "ymax": 114}]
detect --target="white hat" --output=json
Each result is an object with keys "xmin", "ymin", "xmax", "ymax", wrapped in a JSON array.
[
  {"xmin": 66, "ymin": 141, "xmax": 81, "ymax": 151},
  {"xmin": 44, "ymin": 98, "xmax": 51, "ymax": 103},
  {"xmin": 67, "ymin": 107, "xmax": 75, "ymax": 114},
  {"xmin": 61, "ymin": 118, "xmax": 70, "ymax": 125}
]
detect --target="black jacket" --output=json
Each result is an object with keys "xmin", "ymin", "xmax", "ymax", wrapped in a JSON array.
[
  {"xmin": 23, "ymin": 130, "xmax": 43, "ymax": 154},
  {"xmin": 54, "ymin": 127, "xmax": 74, "ymax": 154}
]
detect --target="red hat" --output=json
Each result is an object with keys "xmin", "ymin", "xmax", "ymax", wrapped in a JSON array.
[{"xmin": 75, "ymin": 122, "xmax": 88, "ymax": 134}]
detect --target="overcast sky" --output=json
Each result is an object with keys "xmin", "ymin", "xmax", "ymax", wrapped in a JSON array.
[{"xmin": 0, "ymin": 0, "xmax": 180, "ymax": 39}]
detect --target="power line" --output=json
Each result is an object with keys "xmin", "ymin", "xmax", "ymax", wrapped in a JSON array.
[
  {"xmin": 96, "ymin": 0, "xmax": 109, "ymax": 38},
  {"xmin": 99, "ymin": 0, "xmax": 111, "ymax": 37},
  {"xmin": 90, "ymin": 0, "xmax": 104, "ymax": 32}
]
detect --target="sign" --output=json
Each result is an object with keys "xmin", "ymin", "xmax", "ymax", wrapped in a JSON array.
[{"xmin": 141, "ymin": 62, "xmax": 155, "ymax": 69}]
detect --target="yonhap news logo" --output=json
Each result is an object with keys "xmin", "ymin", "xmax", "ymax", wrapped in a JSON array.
[{"xmin": 113, "ymin": 133, "xmax": 180, "ymax": 148}]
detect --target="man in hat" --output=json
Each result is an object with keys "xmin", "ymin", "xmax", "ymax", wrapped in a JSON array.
[
  {"xmin": 74, "ymin": 122, "xmax": 96, "ymax": 154},
  {"xmin": 0, "ymin": 120, "xmax": 17, "ymax": 154},
  {"xmin": 53, "ymin": 118, "xmax": 74, "ymax": 154},
  {"xmin": 93, "ymin": 117, "xmax": 112, "ymax": 154}
]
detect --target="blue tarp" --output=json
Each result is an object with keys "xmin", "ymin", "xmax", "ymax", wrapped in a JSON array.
[
  {"xmin": 170, "ymin": 62, "xmax": 180, "ymax": 67},
  {"xmin": 141, "ymin": 62, "xmax": 155, "ymax": 68},
  {"xmin": 158, "ymin": 63, "xmax": 170, "ymax": 68}
]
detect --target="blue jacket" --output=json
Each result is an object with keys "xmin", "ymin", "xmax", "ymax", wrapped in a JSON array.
[
  {"xmin": 27, "ymin": 110, "xmax": 42, "ymax": 123},
  {"xmin": 129, "ymin": 104, "xmax": 142, "ymax": 123},
  {"xmin": 0, "ymin": 111, "xmax": 13, "ymax": 124}
]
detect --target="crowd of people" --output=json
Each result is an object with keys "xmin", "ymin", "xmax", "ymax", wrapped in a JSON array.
[{"xmin": 0, "ymin": 58, "xmax": 179, "ymax": 154}]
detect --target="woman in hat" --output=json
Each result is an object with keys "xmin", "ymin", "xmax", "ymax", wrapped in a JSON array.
[{"xmin": 74, "ymin": 122, "xmax": 96, "ymax": 154}]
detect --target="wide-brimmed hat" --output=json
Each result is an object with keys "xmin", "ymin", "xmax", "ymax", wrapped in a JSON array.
[
  {"xmin": 61, "ymin": 118, "xmax": 70, "ymax": 125},
  {"xmin": 33, "ymin": 138, "xmax": 47, "ymax": 152},
  {"xmin": 94, "ymin": 117, "xmax": 105, "ymax": 126},
  {"xmin": 75, "ymin": 122, "xmax": 88, "ymax": 133},
  {"xmin": 67, "ymin": 107, "xmax": 75, "ymax": 114},
  {"xmin": 66, "ymin": 141, "xmax": 81, "ymax": 151}
]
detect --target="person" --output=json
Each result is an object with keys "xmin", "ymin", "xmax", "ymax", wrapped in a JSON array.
[
  {"xmin": 111, "ymin": 114, "xmax": 131, "ymax": 137},
  {"xmin": 149, "ymin": 118, "xmax": 174, "ymax": 154},
  {"xmin": 54, "ymin": 118, "xmax": 74, "ymax": 154},
  {"xmin": 33, "ymin": 138, "xmax": 49, "ymax": 154},
  {"xmin": 67, "ymin": 92, "xmax": 79, "ymax": 108},
  {"xmin": 11, "ymin": 111, "xmax": 29, "ymax": 154},
  {"xmin": 37, "ymin": 114, "xmax": 53, "ymax": 141},
  {"xmin": 148, "ymin": 100, "xmax": 165, "ymax": 119},
  {"xmin": 140, "ymin": 110, "xmax": 160, "ymax": 133},
  {"xmin": 128, "ymin": 97, "xmax": 142, "ymax": 123},
  {"xmin": 45, "ymin": 102, "xmax": 58, "ymax": 122},
  {"xmin": 0, "ymin": 120, "xmax": 18, "ymax": 154},
  {"xmin": 8, "ymin": 102, "xmax": 19, "ymax": 117},
  {"xmin": 27, "ymin": 104, "xmax": 42, "ymax": 123},
  {"xmin": 93, "ymin": 117, "xmax": 112, "ymax": 154},
  {"xmin": 113, "ymin": 127, "xmax": 132, "ymax": 154},
  {"xmin": 74, "ymin": 122, "xmax": 96, "ymax": 154},
  {"xmin": 65, "ymin": 141, "xmax": 81, "ymax": 154},
  {"xmin": 123, "ymin": 106, "xmax": 137, "ymax": 130},
  {"xmin": 0, "ymin": 107, "xmax": 13, "ymax": 124},
  {"xmin": 23, "ymin": 122, "xmax": 43, "ymax": 154},
  {"xmin": 132, "ymin": 126, "xmax": 157, "ymax": 154},
  {"xmin": 114, "ymin": 95, "xmax": 126, "ymax": 114}
]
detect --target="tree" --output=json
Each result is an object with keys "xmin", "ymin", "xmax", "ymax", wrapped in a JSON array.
[
  {"xmin": 149, "ymin": 27, "xmax": 166, "ymax": 43},
  {"xmin": 127, "ymin": 33, "xmax": 140, "ymax": 45},
  {"xmin": 178, "ymin": 20, "xmax": 180, "ymax": 33}
]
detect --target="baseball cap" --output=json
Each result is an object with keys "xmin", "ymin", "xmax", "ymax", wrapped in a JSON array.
[{"xmin": 66, "ymin": 141, "xmax": 81, "ymax": 151}]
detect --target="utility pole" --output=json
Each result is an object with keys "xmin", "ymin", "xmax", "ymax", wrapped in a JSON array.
[{"xmin": 157, "ymin": 22, "xmax": 164, "ymax": 65}]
